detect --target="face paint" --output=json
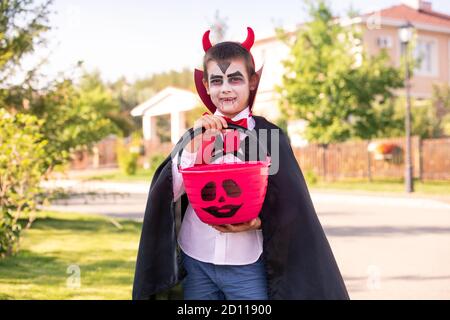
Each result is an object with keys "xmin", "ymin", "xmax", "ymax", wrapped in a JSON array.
[
  {"xmin": 227, "ymin": 71, "xmax": 244, "ymax": 78},
  {"xmin": 205, "ymin": 60, "xmax": 251, "ymax": 118},
  {"xmin": 195, "ymin": 27, "xmax": 260, "ymax": 114},
  {"xmin": 218, "ymin": 61, "xmax": 231, "ymax": 74}
]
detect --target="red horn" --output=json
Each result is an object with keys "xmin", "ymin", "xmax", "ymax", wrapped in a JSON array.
[
  {"xmin": 241, "ymin": 27, "xmax": 254, "ymax": 51},
  {"xmin": 202, "ymin": 30, "xmax": 212, "ymax": 52}
]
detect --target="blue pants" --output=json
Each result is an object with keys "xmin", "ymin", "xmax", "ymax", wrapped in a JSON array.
[{"xmin": 181, "ymin": 250, "xmax": 268, "ymax": 300}]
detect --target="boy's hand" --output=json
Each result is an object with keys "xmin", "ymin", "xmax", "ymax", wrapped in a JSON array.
[
  {"xmin": 194, "ymin": 114, "xmax": 228, "ymax": 131},
  {"xmin": 210, "ymin": 217, "xmax": 262, "ymax": 233},
  {"xmin": 186, "ymin": 114, "xmax": 228, "ymax": 152}
]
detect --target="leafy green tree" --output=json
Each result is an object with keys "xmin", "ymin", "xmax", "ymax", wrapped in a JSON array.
[
  {"xmin": 380, "ymin": 84, "xmax": 450, "ymax": 139},
  {"xmin": 26, "ymin": 71, "xmax": 121, "ymax": 172},
  {"xmin": 0, "ymin": 0, "xmax": 52, "ymax": 85},
  {"xmin": 441, "ymin": 114, "xmax": 450, "ymax": 136},
  {"xmin": 77, "ymin": 70, "xmax": 134, "ymax": 137},
  {"xmin": 1, "ymin": 1, "xmax": 120, "ymax": 173},
  {"xmin": 0, "ymin": 0, "xmax": 52, "ymax": 113},
  {"xmin": 432, "ymin": 84, "xmax": 450, "ymax": 137},
  {"xmin": 109, "ymin": 76, "xmax": 140, "ymax": 134},
  {"xmin": 277, "ymin": 0, "xmax": 404, "ymax": 144},
  {"xmin": 383, "ymin": 97, "xmax": 440, "ymax": 139}
]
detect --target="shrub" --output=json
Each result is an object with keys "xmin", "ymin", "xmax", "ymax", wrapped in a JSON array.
[
  {"xmin": 0, "ymin": 109, "xmax": 47, "ymax": 258},
  {"xmin": 304, "ymin": 169, "xmax": 318, "ymax": 185},
  {"xmin": 149, "ymin": 153, "xmax": 166, "ymax": 175},
  {"xmin": 117, "ymin": 144, "xmax": 138, "ymax": 175},
  {"xmin": 116, "ymin": 133, "xmax": 142, "ymax": 176}
]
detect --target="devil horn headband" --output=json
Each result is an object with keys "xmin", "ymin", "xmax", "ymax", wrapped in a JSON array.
[
  {"xmin": 195, "ymin": 26, "xmax": 263, "ymax": 113},
  {"xmin": 202, "ymin": 27, "xmax": 255, "ymax": 52}
]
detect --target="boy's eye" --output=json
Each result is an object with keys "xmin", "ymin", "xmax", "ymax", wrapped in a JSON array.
[
  {"xmin": 210, "ymin": 79, "xmax": 222, "ymax": 85},
  {"xmin": 229, "ymin": 77, "xmax": 243, "ymax": 83}
]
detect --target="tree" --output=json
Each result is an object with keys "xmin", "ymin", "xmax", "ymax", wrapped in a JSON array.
[
  {"xmin": 77, "ymin": 70, "xmax": 134, "ymax": 137},
  {"xmin": 432, "ymin": 84, "xmax": 450, "ymax": 137},
  {"xmin": 379, "ymin": 84, "xmax": 450, "ymax": 139},
  {"xmin": 1, "ymin": 1, "xmax": 121, "ymax": 173},
  {"xmin": 0, "ymin": 0, "xmax": 52, "ymax": 85},
  {"xmin": 0, "ymin": 0, "xmax": 52, "ymax": 112},
  {"xmin": 383, "ymin": 97, "xmax": 440, "ymax": 139},
  {"xmin": 26, "ymin": 70, "xmax": 121, "ymax": 172},
  {"xmin": 277, "ymin": 0, "xmax": 404, "ymax": 144},
  {"xmin": 109, "ymin": 76, "xmax": 140, "ymax": 134}
]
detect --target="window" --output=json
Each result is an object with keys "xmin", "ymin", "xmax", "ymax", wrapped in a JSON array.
[
  {"xmin": 376, "ymin": 36, "xmax": 392, "ymax": 48},
  {"xmin": 414, "ymin": 37, "xmax": 438, "ymax": 77}
]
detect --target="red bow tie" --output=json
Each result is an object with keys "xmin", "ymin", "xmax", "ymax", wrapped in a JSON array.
[
  {"xmin": 201, "ymin": 112, "xmax": 250, "ymax": 129},
  {"xmin": 222, "ymin": 116, "xmax": 248, "ymax": 129}
]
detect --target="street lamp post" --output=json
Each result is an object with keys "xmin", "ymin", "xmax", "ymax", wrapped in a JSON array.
[{"xmin": 398, "ymin": 22, "xmax": 414, "ymax": 193}]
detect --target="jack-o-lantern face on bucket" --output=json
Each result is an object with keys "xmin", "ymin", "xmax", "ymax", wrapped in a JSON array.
[{"xmin": 201, "ymin": 179, "xmax": 243, "ymax": 218}]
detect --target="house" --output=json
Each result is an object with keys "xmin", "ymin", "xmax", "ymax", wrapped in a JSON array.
[
  {"xmin": 356, "ymin": 0, "xmax": 450, "ymax": 98},
  {"xmin": 131, "ymin": 0, "xmax": 450, "ymax": 154},
  {"xmin": 130, "ymin": 86, "xmax": 201, "ymax": 167}
]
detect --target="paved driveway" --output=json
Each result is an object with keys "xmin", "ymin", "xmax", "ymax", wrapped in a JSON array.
[{"xmin": 312, "ymin": 192, "xmax": 450, "ymax": 299}]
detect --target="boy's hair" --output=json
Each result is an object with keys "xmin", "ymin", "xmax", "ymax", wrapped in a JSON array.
[{"xmin": 203, "ymin": 41, "xmax": 255, "ymax": 82}]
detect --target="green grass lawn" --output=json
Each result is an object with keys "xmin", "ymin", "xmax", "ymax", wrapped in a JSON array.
[
  {"xmin": 0, "ymin": 211, "xmax": 142, "ymax": 300},
  {"xmin": 82, "ymin": 168, "xmax": 155, "ymax": 183}
]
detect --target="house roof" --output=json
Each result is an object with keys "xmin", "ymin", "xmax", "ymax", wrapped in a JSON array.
[
  {"xmin": 130, "ymin": 86, "xmax": 200, "ymax": 117},
  {"xmin": 253, "ymin": 3, "xmax": 450, "ymax": 49},
  {"xmin": 361, "ymin": 4, "xmax": 450, "ymax": 29}
]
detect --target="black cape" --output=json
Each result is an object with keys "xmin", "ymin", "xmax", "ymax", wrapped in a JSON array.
[{"xmin": 132, "ymin": 115, "xmax": 349, "ymax": 300}]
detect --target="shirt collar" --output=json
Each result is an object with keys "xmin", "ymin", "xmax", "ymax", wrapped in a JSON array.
[{"xmin": 214, "ymin": 107, "xmax": 251, "ymax": 121}]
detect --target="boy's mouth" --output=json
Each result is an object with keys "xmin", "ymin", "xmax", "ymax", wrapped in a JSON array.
[{"xmin": 219, "ymin": 97, "xmax": 237, "ymax": 105}]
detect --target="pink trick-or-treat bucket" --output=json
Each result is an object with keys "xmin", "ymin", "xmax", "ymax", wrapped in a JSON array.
[{"xmin": 176, "ymin": 124, "xmax": 271, "ymax": 225}]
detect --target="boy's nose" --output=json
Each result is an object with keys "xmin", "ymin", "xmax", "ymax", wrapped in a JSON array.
[{"xmin": 221, "ymin": 82, "xmax": 232, "ymax": 93}]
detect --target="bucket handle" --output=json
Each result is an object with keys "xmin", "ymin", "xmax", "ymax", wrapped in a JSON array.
[{"xmin": 175, "ymin": 123, "xmax": 271, "ymax": 171}]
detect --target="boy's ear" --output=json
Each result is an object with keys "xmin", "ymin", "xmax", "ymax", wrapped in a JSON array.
[
  {"xmin": 202, "ymin": 79, "xmax": 210, "ymax": 95},
  {"xmin": 249, "ymin": 73, "xmax": 259, "ymax": 91}
]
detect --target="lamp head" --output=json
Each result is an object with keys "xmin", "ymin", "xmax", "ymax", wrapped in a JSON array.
[{"xmin": 399, "ymin": 21, "xmax": 414, "ymax": 44}]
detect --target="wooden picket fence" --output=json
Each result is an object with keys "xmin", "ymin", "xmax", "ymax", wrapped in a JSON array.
[
  {"xmin": 292, "ymin": 136, "xmax": 450, "ymax": 181},
  {"xmin": 70, "ymin": 135, "xmax": 450, "ymax": 181}
]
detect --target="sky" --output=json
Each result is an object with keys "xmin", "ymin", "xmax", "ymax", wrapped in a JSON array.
[{"xmin": 30, "ymin": 0, "xmax": 450, "ymax": 83}]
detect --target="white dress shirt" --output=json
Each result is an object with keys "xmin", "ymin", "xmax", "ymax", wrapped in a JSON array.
[{"xmin": 172, "ymin": 107, "xmax": 263, "ymax": 265}]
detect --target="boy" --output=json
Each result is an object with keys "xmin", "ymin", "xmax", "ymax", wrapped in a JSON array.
[{"xmin": 133, "ymin": 27, "xmax": 349, "ymax": 300}]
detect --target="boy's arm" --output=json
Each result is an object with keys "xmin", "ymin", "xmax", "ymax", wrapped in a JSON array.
[{"xmin": 172, "ymin": 150, "xmax": 197, "ymax": 202}]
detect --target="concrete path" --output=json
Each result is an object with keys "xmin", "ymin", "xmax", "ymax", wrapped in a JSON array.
[{"xmin": 311, "ymin": 192, "xmax": 450, "ymax": 300}]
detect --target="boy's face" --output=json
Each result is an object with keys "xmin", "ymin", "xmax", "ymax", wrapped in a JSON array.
[{"xmin": 203, "ymin": 59, "xmax": 257, "ymax": 118}]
